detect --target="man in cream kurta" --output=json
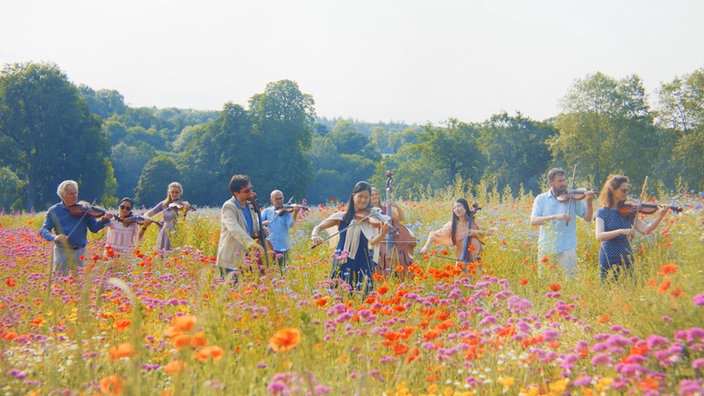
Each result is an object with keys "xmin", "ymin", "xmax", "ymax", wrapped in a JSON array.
[{"xmin": 216, "ymin": 175, "xmax": 264, "ymax": 279}]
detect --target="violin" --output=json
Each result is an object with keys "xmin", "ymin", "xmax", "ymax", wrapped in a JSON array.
[
  {"xmin": 168, "ymin": 200, "xmax": 195, "ymax": 211},
  {"xmin": 355, "ymin": 208, "xmax": 399, "ymax": 233},
  {"xmin": 68, "ymin": 201, "xmax": 108, "ymax": 218},
  {"xmin": 276, "ymin": 204, "xmax": 309, "ymax": 216},
  {"xmin": 555, "ymin": 188, "xmax": 594, "ymax": 202},
  {"xmin": 617, "ymin": 201, "xmax": 682, "ymax": 217},
  {"xmin": 115, "ymin": 215, "xmax": 163, "ymax": 228}
]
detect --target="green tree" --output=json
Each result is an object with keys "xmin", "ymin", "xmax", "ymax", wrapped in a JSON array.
[
  {"xmin": 552, "ymin": 72, "xmax": 659, "ymax": 189},
  {"xmin": 135, "ymin": 155, "xmax": 180, "ymax": 206},
  {"xmin": 0, "ymin": 62, "xmax": 114, "ymax": 210},
  {"xmin": 179, "ymin": 103, "xmax": 255, "ymax": 206},
  {"xmin": 0, "ymin": 166, "xmax": 23, "ymax": 211},
  {"xmin": 248, "ymin": 80, "xmax": 315, "ymax": 199},
  {"xmin": 657, "ymin": 68, "xmax": 704, "ymax": 191},
  {"xmin": 111, "ymin": 142, "xmax": 156, "ymax": 199},
  {"xmin": 477, "ymin": 112, "xmax": 556, "ymax": 195},
  {"xmin": 78, "ymin": 85, "xmax": 127, "ymax": 119}
]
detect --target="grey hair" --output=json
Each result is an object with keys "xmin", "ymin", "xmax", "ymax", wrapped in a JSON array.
[{"xmin": 56, "ymin": 180, "xmax": 78, "ymax": 199}]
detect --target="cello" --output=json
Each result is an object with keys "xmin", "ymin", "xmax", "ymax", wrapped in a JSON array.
[
  {"xmin": 376, "ymin": 171, "xmax": 417, "ymax": 277},
  {"xmin": 249, "ymin": 192, "xmax": 274, "ymax": 272}
]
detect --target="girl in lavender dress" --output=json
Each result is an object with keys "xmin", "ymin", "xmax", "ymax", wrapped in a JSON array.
[{"xmin": 143, "ymin": 182, "xmax": 191, "ymax": 251}]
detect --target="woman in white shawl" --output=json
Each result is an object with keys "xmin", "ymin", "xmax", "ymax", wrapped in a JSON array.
[{"xmin": 311, "ymin": 181, "xmax": 391, "ymax": 292}]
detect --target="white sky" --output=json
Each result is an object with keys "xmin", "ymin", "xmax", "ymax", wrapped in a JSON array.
[{"xmin": 2, "ymin": 0, "xmax": 703, "ymax": 124}]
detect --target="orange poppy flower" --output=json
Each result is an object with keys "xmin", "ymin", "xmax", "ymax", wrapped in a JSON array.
[
  {"xmin": 194, "ymin": 345, "xmax": 224, "ymax": 361},
  {"xmin": 114, "ymin": 319, "xmax": 131, "ymax": 332},
  {"xmin": 658, "ymin": 263, "xmax": 677, "ymax": 276},
  {"xmin": 519, "ymin": 278, "xmax": 529, "ymax": 286},
  {"xmin": 394, "ymin": 343, "xmax": 409, "ymax": 355},
  {"xmin": 99, "ymin": 375, "xmax": 124, "ymax": 395},
  {"xmin": 165, "ymin": 314, "xmax": 197, "ymax": 337},
  {"xmin": 377, "ymin": 285, "xmax": 389, "ymax": 295},
  {"xmin": 164, "ymin": 360, "xmax": 187, "ymax": 374},
  {"xmin": 657, "ymin": 279, "xmax": 671, "ymax": 294},
  {"xmin": 108, "ymin": 342, "xmax": 134, "ymax": 360},
  {"xmin": 549, "ymin": 283, "xmax": 562, "ymax": 292},
  {"xmin": 269, "ymin": 328, "xmax": 302, "ymax": 352}
]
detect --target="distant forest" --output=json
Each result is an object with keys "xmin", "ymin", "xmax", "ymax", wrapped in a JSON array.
[{"xmin": 1, "ymin": 62, "xmax": 703, "ymax": 211}]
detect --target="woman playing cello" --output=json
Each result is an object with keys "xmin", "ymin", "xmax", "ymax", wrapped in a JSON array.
[
  {"xmin": 311, "ymin": 181, "xmax": 391, "ymax": 293},
  {"xmin": 419, "ymin": 198, "xmax": 497, "ymax": 271}
]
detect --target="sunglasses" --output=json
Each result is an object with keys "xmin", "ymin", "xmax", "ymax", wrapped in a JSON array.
[
  {"xmin": 240, "ymin": 187, "xmax": 252, "ymax": 194},
  {"xmin": 120, "ymin": 205, "xmax": 133, "ymax": 210}
]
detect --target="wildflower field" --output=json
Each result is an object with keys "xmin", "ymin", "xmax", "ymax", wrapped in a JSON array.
[{"xmin": 2, "ymin": 186, "xmax": 704, "ymax": 395}]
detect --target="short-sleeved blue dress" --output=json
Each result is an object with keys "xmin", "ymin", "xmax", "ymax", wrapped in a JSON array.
[{"xmin": 596, "ymin": 207, "xmax": 635, "ymax": 280}]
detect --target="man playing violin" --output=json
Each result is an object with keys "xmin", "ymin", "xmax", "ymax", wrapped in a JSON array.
[
  {"xmin": 104, "ymin": 197, "xmax": 141, "ymax": 257},
  {"xmin": 530, "ymin": 168, "xmax": 594, "ymax": 276},
  {"xmin": 216, "ymin": 175, "xmax": 267, "ymax": 281},
  {"xmin": 40, "ymin": 180, "xmax": 113, "ymax": 273},
  {"xmin": 261, "ymin": 190, "xmax": 301, "ymax": 273}
]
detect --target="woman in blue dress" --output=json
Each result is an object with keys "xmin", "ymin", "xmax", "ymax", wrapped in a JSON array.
[
  {"xmin": 595, "ymin": 175, "xmax": 669, "ymax": 281},
  {"xmin": 310, "ymin": 181, "xmax": 391, "ymax": 293}
]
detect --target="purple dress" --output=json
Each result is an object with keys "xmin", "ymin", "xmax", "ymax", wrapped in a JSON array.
[{"xmin": 149, "ymin": 203, "xmax": 178, "ymax": 251}]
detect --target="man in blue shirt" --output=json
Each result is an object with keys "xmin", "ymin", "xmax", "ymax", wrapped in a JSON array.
[
  {"xmin": 261, "ymin": 190, "xmax": 301, "ymax": 273},
  {"xmin": 39, "ymin": 180, "xmax": 112, "ymax": 273},
  {"xmin": 530, "ymin": 168, "xmax": 594, "ymax": 276}
]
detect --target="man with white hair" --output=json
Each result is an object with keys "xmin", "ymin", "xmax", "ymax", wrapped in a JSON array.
[
  {"xmin": 39, "ymin": 180, "xmax": 112, "ymax": 273},
  {"xmin": 261, "ymin": 189, "xmax": 301, "ymax": 273}
]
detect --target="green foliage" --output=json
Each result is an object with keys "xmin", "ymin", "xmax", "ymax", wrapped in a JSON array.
[
  {"xmin": 0, "ymin": 62, "xmax": 114, "ymax": 210},
  {"xmin": 0, "ymin": 166, "xmax": 23, "ymax": 212},
  {"xmin": 552, "ymin": 72, "xmax": 661, "ymax": 190},
  {"xmin": 657, "ymin": 67, "xmax": 704, "ymax": 191},
  {"xmin": 477, "ymin": 112, "xmax": 556, "ymax": 195},
  {"xmin": 248, "ymin": 80, "xmax": 316, "ymax": 200},
  {"xmin": 111, "ymin": 142, "xmax": 156, "ymax": 200},
  {"xmin": 135, "ymin": 155, "xmax": 180, "ymax": 206},
  {"xmin": 306, "ymin": 120, "xmax": 380, "ymax": 203},
  {"xmin": 78, "ymin": 85, "xmax": 127, "ymax": 119}
]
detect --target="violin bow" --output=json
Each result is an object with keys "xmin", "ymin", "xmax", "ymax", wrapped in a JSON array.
[
  {"xmin": 632, "ymin": 176, "xmax": 649, "ymax": 232},
  {"xmin": 310, "ymin": 210, "xmax": 377, "ymax": 249},
  {"xmin": 565, "ymin": 164, "xmax": 577, "ymax": 226}
]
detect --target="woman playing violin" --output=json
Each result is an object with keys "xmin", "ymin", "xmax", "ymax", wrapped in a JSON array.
[
  {"xmin": 595, "ymin": 174, "xmax": 669, "ymax": 281},
  {"xmin": 419, "ymin": 198, "xmax": 497, "ymax": 270},
  {"xmin": 104, "ymin": 197, "xmax": 141, "ymax": 256},
  {"xmin": 143, "ymin": 182, "xmax": 191, "ymax": 251},
  {"xmin": 311, "ymin": 181, "xmax": 391, "ymax": 293}
]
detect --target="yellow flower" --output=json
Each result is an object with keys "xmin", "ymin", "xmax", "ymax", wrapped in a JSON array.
[
  {"xmin": 498, "ymin": 377, "xmax": 515, "ymax": 388},
  {"xmin": 549, "ymin": 379, "xmax": 569, "ymax": 393}
]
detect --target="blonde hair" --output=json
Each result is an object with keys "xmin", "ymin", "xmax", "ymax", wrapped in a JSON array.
[
  {"xmin": 598, "ymin": 174, "xmax": 629, "ymax": 208},
  {"xmin": 161, "ymin": 182, "xmax": 183, "ymax": 208}
]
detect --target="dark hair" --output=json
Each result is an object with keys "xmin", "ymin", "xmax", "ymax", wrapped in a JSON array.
[
  {"xmin": 547, "ymin": 168, "xmax": 565, "ymax": 182},
  {"xmin": 451, "ymin": 198, "xmax": 473, "ymax": 245},
  {"xmin": 342, "ymin": 181, "xmax": 372, "ymax": 224},
  {"xmin": 119, "ymin": 197, "xmax": 134, "ymax": 207},
  {"xmin": 228, "ymin": 175, "xmax": 250, "ymax": 194}
]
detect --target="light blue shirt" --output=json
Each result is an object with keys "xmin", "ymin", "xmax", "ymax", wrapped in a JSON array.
[
  {"xmin": 261, "ymin": 207, "xmax": 294, "ymax": 251},
  {"xmin": 531, "ymin": 191, "xmax": 586, "ymax": 255},
  {"xmin": 234, "ymin": 199, "xmax": 254, "ymax": 236}
]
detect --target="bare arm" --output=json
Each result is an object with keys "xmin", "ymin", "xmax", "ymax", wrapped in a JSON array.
[
  {"xmin": 634, "ymin": 206, "xmax": 669, "ymax": 234},
  {"xmin": 595, "ymin": 217, "xmax": 634, "ymax": 241},
  {"xmin": 310, "ymin": 217, "xmax": 341, "ymax": 246}
]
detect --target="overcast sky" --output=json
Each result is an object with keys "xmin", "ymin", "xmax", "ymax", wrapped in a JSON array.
[{"xmin": 2, "ymin": 0, "xmax": 703, "ymax": 124}]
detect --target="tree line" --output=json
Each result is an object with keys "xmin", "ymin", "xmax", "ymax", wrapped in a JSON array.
[{"xmin": 1, "ymin": 62, "xmax": 703, "ymax": 212}]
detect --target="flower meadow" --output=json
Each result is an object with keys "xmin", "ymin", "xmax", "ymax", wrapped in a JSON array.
[{"xmin": 2, "ymin": 187, "xmax": 704, "ymax": 396}]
